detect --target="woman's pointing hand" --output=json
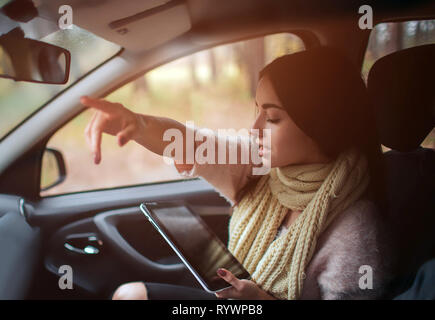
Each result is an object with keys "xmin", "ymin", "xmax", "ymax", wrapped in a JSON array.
[{"xmin": 80, "ymin": 96, "xmax": 143, "ymax": 164}]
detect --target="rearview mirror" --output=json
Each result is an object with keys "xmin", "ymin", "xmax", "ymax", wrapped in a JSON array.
[{"xmin": 0, "ymin": 27, "xmax": 71, "ymax": 84}]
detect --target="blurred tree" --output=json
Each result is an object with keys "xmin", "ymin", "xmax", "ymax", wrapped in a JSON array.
[
  {"xmin": 416, "ymin": 21, "xmax": 423, "ymax": 44},
  {"xmin": 265, "ymin": 33, "xmax": 303, "ymax": 63},
  {"xmin": 133, "ymin": 75, "xmax": 148, "ymax": 93},
  {"xmin": 391, "ymin": 22, "xmax": 404, "ymax": 51},
  {"xmin": 367, "ymin": 26, "xmax": 379, "ymax": 58},
  {"xmin": 241, "ymin": 37, "xmax": 265, "ymax": 97},
  {"xmin": 189, "ymin": 55, "xmax": 200, "ymax": 89},
  {"xmin": 385, "ymin": 23, "xmax": 404, "ymax": 56},
  {"xmin": 208, "ymin": 49, "xmax": 217, "ymax": 83}
]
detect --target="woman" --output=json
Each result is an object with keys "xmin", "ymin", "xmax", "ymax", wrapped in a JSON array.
[{"xmin": 81, "ymin": 46, "xmax": 393, "ymax": 300}]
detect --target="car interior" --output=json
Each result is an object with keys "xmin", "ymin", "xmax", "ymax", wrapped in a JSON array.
[
  {"xmin": 367, "ymin": 44, "xmax": 435, "ymax": 297},
  {"xmin": 0, "ymin": 0, "xmax": 434, "ymax": 300}
]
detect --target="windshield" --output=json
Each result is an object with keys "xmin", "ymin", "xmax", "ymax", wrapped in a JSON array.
[{"xmin": 0, "ymin": 13, "xmax": 121, "ymax": 140}]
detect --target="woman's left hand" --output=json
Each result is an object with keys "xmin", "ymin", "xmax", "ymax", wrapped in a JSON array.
[{"xmin": 215, "ymin": 268, "xmax": 276, "ymax": 300}]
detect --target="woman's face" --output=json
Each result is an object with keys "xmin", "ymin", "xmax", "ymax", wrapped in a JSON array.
[{"xmin": 252, "ymin": 76, "xmax": 332, "ymax": 168}]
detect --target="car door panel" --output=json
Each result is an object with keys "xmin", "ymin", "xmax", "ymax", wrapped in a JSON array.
[
  {"xmin": 24, "ymin": 179, "xmax": 229, "ymax": 228},
  {"xmin": 25, "ymin": 179, "xmax": 231, "ymax": 298},
  {"xmin": 0, "ymin": 195, "xmax": 41, "ymax": 299}
]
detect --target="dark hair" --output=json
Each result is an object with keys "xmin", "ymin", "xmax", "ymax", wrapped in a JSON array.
[{"xmin": 236, "ymin": 47, "xmax": 387, "ymax": 213}]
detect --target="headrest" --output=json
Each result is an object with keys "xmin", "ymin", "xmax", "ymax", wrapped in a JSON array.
[{"xmin": 368, "ymin": 44, "xmax": 435, "ymax": 152}]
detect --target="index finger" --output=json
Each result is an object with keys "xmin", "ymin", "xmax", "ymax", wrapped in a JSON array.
[
  {"xmin": 80, "ymin": 96, "xmax": 118, "ymax": 114},
  {"xmin": 91, "ymin": 120, "xmax": 103, "ymax": 164},
  {"xmin": 217, "ymin": 268, "xmax": 243, "ymax": 291}
]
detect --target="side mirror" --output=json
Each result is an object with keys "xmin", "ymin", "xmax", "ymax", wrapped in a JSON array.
[
  {"xmin": 40, "ymin": 148, "xmax": 67, "ymax": 192},
  {"xmin": 0, "ymin": 27, "xmax": 71, "ymax": 84}
]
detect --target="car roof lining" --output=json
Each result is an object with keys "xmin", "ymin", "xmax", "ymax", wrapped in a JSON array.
[
  {"xmin": 37, "ymin": 0, "xmax": 191, "ymax": 53},
  {"xmin": 36, "ymin": 0, "xmax": 434, "ymax": 55}
]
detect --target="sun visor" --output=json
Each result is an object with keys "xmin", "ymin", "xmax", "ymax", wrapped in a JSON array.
[
  {"xmin": 37, "ymin": 0, "xmax": 191, "ymax": 53},
  {"xmin": 105, "ymin": 1, "xmax": 191, "ymax": 53}
]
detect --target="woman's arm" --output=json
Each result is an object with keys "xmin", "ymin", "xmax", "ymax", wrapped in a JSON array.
[
  {"xmin": 81, "ymin": 96, "xmax": 254, "ymax": 204},
  {"xmin": 81, "ymin": 96, "xmax": 189, "ymax": 162},
  {"xmin": 172, "ymin": 128, "xmax": 255, "ymax": 205}
]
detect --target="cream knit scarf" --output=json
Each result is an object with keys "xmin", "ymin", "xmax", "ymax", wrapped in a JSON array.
[{"xmin": 228, "ymin": 148, "xmax": 369, "ymax": 300}]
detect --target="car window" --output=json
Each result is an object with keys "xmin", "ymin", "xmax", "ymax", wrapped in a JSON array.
[
  {"xmin": 41, "ymin": 33, "xmax": 305, "ymax": 196},
  {"xmin": 362, "ymin": 19, "xmax": 435, "ymax": 150},
  {"xmin": 0, "ymin": 15, "xmax": 121, "ymax": 140}
]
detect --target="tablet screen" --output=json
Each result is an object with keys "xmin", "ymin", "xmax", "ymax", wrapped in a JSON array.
[{"xmin": 143, "ymin": 202, "xmax": 250, "ymax": 292}]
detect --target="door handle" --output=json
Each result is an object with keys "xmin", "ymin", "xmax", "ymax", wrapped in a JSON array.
[{"xmin": 64, "ymin": 233, "xmax": 103, "ymax": 255}]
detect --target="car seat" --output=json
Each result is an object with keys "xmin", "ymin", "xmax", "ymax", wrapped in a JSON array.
[{"xmin": 367, "ymin": 44, "xmax": 435, "ymax": 298}]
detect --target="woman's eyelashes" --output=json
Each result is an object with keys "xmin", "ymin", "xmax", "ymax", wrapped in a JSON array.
[
  {"xmin": 266, "ymin": 116, "xmax": 280, "ymax": 124},
  {"xmin": 254, "ymin": 105, "xmax": 281, "ymax": 124}
]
